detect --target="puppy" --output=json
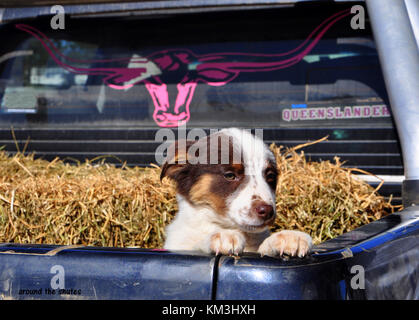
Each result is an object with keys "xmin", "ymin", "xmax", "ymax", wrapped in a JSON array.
[{"xmin": 161, "ymin": 128, "xmax": 312, "ymax": 257}]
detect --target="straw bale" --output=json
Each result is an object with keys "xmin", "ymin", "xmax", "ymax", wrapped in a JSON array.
[{"xmin": 0, "ymin": 138, "xmax": 400, "ymax": 248}]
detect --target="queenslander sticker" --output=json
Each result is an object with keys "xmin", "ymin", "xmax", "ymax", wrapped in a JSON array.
[{"xmin": 282, "ymin": 105, "xmax": 390, "ymax": 122}]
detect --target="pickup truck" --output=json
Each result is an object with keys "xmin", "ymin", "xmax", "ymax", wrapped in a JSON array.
[{"xmin": 0, "ymin": 0, "xmax": 417, "ymax": 300}]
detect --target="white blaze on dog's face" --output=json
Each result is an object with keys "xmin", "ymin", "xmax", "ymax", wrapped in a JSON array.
[
  {"xmin": 220, "ymin": 128, "xmax": 277, "ymax": 232},
  {"xmin": 160, "ymin": 128, "xmax": 278, "ymax": 233}
]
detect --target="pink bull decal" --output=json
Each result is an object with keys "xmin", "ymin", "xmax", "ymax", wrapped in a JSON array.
[
  {"xmin": 16, "ymin": 9, "xmax": 351, "ymax": 127},
  {"xmin": 146, "ymin": 83, "xmax": 197, "ymax": 126}
]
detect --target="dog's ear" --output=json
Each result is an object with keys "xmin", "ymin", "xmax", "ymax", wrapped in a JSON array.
[{"xmin": 160, "ymin": 140, "xmax": 196, "ymax": 181}]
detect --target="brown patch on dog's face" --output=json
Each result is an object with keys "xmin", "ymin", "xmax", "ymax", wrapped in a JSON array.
[
  {"xmin": 160, "ymin": 140, "xmax": 197, "ymax": 181},
  {"xmin": 160, "ymin": 133, "xmax": 248, "ymax": 215},
  {"xmin": 189, "ymin": 174, "xmax": 226, "ymax": 214},
  {"xmin": 185, "ymin": 164, "xmax": 246, "ymax": 215},
  {"xmin": 161, "ymin": 161, "xmax": 246, "ymax": 216}
]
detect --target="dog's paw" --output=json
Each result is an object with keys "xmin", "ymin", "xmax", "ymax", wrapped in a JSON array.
[
  {"xmin": 209, "ymin": 230, "xmax": 246, "ymax": 256},
  {"xmin": 258, "ymin": 230, "xmax": 312, "ymax": 258}
]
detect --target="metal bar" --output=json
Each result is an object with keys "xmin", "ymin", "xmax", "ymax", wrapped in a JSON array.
[
  {"xmin": 405, "ymin": 0, "xmax": 419, "ymax": 49},
  {"xmin": 0, "ymin": 0, "xmax": 294, "ymax": 23},
  {"xmin": 0, "ymin": 0, "xmax": 363, "ymax": 23},
  {"xmin": 366, "ymin": 0, "xmax": 419, "ymax": 206}
]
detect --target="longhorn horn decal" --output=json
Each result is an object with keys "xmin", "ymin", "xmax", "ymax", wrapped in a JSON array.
[
  {"xmin": 15, "ymin": 9, "xmax": 351, "ymax": 127},
  {"xmin": 15, "ymin": 24, "xmax": 152, "ymax": 89}
]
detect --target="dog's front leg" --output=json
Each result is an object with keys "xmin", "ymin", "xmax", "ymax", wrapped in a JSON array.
[
  {"xmin": 258, "ymin": 230, "xmax": 312, "ymax": 258},
  {"xmin": 208, "ymin": 230, "xmax": 246, "ymax": 256}
]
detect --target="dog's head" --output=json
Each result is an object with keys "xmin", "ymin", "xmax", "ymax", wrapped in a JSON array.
[{"xmin": 160, "ymin": 128, "xmax": 277, "ymax": 233}]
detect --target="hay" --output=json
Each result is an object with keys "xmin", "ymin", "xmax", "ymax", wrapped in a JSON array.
[
  {"xmin": 0, "ymin": 152, "xmax": 177, "ymax": 248},
  {"xmin": 270, "ymin": 137, "xmax": 400, "ymax": 244},
  {"xmin": 0, "ymin": 138, "xmax": 400, "ymax": 248}
]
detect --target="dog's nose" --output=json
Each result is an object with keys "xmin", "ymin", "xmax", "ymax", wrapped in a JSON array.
[{"xmin": 254, "ymin": 203, "xmax": 274, "ymax": 220}]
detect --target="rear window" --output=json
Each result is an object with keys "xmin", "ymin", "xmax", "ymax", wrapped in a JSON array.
[{"xmin": 0, "ymin": 3, "xmax": 391, "ymax": 129}]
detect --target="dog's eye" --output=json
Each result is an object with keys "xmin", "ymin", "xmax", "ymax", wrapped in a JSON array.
[
  {"xmin": 224, "ymin": 172, "xmax": 237, "ymax": 181},
  {"xmin": 266, "ymin": 173, "xmax": 277, "ymax": 181},
  {"xmin": 265, "ymin": 170, "xmax": 277, "ymax": 183}
]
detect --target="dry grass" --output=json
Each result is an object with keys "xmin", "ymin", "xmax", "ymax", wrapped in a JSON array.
[
  {"xmin": 0, "ymin": 137, "xmax": 401, "ymax": 248},
  {"xmin": 270, "ymin": 137, "xmax": 400, "ymax": 244}
]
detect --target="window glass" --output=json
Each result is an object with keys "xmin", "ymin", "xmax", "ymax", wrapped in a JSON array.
[{"xmin": 0, "ymin": 4, "xmax": 390, "ymax": 128}]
